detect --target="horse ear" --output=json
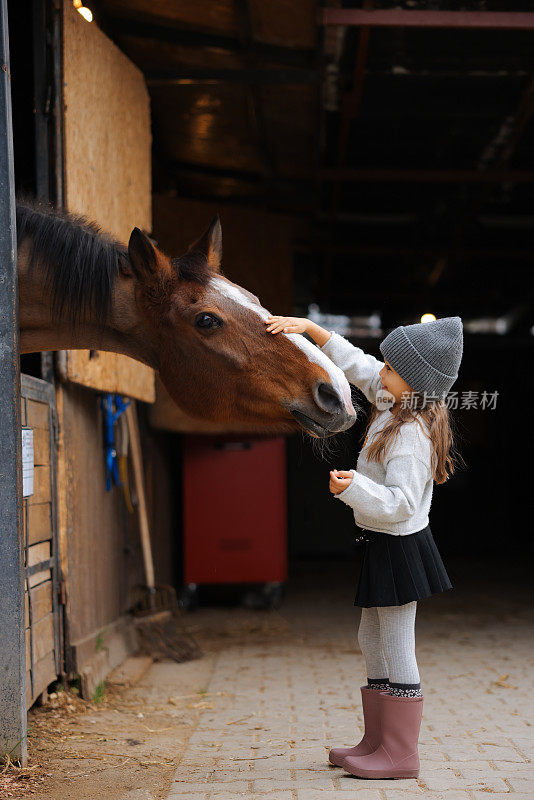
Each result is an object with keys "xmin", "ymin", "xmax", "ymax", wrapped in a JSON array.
[
  {"xmin": 187, "ymin": 215, "xmax": 222, "ymax": 273},
  {"xmin": 128, "ymin": 227, "xmax": 168, "ymax": 280}
]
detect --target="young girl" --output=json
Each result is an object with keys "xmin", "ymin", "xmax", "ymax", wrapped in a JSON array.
[{"xmin": 265, "ymin": 314, "xmax": 463, "ymax": 780}]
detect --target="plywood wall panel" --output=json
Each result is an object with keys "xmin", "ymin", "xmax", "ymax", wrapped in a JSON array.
[
  {"xmin": 64, "ymin": 351, "xmax": 156, "ymax": 403},
  {"xmin": 62, "ymin": 0, "xmax": 154, "ymax": 402},
  {"xmin": 63, "ymin": 1, "xmax": 151, "ymax": 244}
]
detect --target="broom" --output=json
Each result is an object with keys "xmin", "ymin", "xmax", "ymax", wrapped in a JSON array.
[{"xmin": 125, "ymin": 402, "xmax": 202, "ymax": 663}]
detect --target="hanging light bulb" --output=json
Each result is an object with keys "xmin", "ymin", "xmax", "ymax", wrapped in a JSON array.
[
  {"xmin": 76, "ymin": 3, "xmax": 93, "ymax": 22},
  {"xmin": 421, "ymin": 313, "xmax": 436, "ymax": 324},
  {"xmin": 72, "ymin": 0, "xmax": 82, "ymax": 7}
]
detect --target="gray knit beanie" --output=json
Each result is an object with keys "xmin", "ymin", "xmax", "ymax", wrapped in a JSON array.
[{"xmin": 379, "ymin": 316, "xmax": 463, "ymax": 399}]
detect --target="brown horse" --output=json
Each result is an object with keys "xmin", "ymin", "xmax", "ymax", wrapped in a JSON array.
[{"xmin": 17, "ymin": 200, "xmax": 356, "ymax": 437}]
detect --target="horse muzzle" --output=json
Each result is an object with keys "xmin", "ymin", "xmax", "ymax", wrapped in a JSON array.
[{"xmin": 288, "ymin": 381, "xmax": 356, "ymax": 438}]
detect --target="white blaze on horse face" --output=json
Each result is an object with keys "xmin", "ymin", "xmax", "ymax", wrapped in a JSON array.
[{"xmin": 210, "ymin": 277, "xmax": 355, "ymax": 416}]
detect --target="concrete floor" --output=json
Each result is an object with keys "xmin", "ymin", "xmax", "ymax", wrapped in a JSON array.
[{"xmin": 160, "ymin": 559, "xmax": 533, "ymax": 800}]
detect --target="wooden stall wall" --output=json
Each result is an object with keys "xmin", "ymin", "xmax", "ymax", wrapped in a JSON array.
[
  {"xmin": 56, "ymin": 384, "xmax": 145, "ymax": 694},
  {"xmin": 57, "ymin": 2, "xmax": 169, "ymax": 693},
  {"xmin": 150, "ymin": 194, "xmax": 295, "ymax": 432}
]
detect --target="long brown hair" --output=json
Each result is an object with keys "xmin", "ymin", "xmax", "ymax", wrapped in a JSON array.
[{"xmin": 362, "ymin": 396, "xmax": 460, "ymax": 484}]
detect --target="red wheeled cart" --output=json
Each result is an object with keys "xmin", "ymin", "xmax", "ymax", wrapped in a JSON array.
[{"xmin": 181, "ymin": 436, "xmax": 287, "ymax": 609}]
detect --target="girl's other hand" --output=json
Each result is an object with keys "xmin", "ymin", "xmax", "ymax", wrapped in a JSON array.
[
  {"xmin": 265, "ymin": 316, "xmax": 309, "ymax": 335},
  {"xmin": 329, "ymin": 469, "xmax": 353, "ymax": 495}
]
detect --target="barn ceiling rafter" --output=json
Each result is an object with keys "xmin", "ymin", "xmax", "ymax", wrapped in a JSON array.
[{"xmin": 91, "ymin": 0, "xmax": 534, "ymax": 325}]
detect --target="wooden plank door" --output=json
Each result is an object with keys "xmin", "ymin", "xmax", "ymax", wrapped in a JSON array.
[{"xmin": 21, "ymin": 375, "xmax": 62, "ymax": 705}]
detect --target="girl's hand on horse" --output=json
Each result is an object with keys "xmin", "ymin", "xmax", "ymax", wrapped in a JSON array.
[
  {"xmin": 265, "ymin": 317, "xmax": 332, "ymax": 347},
  {"xmin": 265, "ymin": 316, "xmax": 309, "ymax": 335},
  {"xmin": 329, "ymin": 469, "xmax": 353, "ymax": 495}
]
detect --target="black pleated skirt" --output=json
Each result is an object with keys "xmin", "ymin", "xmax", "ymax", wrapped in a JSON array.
[{"xmin": 354, "ymin": 525, "xmax": 452, "ymax": 608}]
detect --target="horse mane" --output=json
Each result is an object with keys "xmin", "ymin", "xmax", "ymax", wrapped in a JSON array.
[{"xmin": 16, "ymin": 198, "xmax": 127, "ymax": 328}]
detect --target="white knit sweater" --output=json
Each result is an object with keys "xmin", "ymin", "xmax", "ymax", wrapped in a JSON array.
[{"xmin": 321, "ymin": 332, "xmax": 434, "ymax": 536}]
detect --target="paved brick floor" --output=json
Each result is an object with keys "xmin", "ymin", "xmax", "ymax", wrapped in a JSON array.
[{"xmin": 165, "ymin": 560, "xmax": 534, "ymax": 800}]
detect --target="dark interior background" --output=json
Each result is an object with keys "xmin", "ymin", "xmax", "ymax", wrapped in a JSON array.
[{"xmin": 287, "ymin": 335, "xmax": 529, "ymax": 560}]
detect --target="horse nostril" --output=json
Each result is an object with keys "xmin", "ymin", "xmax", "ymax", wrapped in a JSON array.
[{"xmin": 314, "ymin": 381, "xmax": 343, "ymax": 415}]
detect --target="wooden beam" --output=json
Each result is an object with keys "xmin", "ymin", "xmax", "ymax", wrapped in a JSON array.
[
  {"xmin": 295, "ymin": 242, "xmax": 534, "ymax": 260},
  {"xmin": 320, "ymin": 168, "xmax": 534, "ymax": 183},
  {"xmin": 232, "ymin": 0, "xmax": 275, "ymax": 187},
  {"xmin": 427, "ymin": 73, "xmax": 534, "ymax": 287},
  {"xmin": 319, "ymin": 9, "xmax": 534, "ymax": 31},
  {"xmin": 163, "ymin": 159, "xmax": 317, "ymax": 199},
  {"xmin": 324, "ymin": 0, "xmax": 373, "ymax": 305},
  {"xmin": 146, "ymin": 67, "xmax": 317, "ymax": 86},
  {"xmin": 168, "ymin": 159, "xmax": 262, "ymax": 184},
  {"xmin": 336, "ymin": 9, "xmax": 371, "ymax": 160},
  {"xmin": 103, "ymin": 14, "xmax": 314, "ymax": 68},
  {"xmin": 493, "ymin": 74, "xmax": 534, "ymax": 168}
]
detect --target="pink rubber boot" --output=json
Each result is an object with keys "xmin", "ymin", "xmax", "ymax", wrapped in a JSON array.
[
  {"xmin": 342, "ymin": 692, "xmax": 423, "ymax": 779},
  {"xmin": 328, "ymin": 687, "xmax": 384, "ymax": 766}
]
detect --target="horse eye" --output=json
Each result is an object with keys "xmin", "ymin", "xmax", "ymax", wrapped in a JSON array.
[{"xmin": 195, "ymin": 312, "xmax": 222, "ymax": 331}]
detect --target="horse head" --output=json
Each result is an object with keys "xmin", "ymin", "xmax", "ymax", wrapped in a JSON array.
[{"xmin": 126, "ymin": 217, "xmax": 356, "ymax": 437}]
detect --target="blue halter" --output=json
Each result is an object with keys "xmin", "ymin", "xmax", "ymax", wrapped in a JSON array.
[{"xmin": 100, "ymin": 393, "xmax": 130, "ymax": 491}]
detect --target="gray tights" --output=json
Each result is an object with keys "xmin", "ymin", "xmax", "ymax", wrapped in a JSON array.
[{"xmin": 357, "ymin": 602, "xmax": 421, "ymax": 695}]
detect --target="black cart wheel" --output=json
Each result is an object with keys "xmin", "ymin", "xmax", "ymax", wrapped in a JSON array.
[
  {"xmin": 243, "ymin": 581, "xmax": 284, "ymax": 610},
  {"xmin": 179, "ymin": 583, "xmax": 199, "ymax": 611},
  {"xmin": 263, "ymin": 582, "xmax": 284, "ymax": 609}
]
